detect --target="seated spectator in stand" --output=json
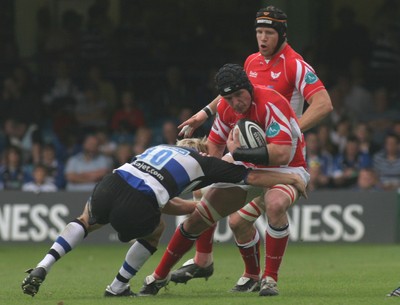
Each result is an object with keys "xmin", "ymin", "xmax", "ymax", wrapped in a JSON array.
[
  {"xmin": 41, "ymin": 143, "xmax": 66, "ymax": 189},
  {"xmin": 22, "ymin": 164, "xmax": 57, "ymax": 193},
  {"xmin": 331, "ymin": 136, "xmax": 372, "ymax": 188},
  {"xmin": 74, "ymin": 83, "xmax": 109, "ymax": 134},
  {"xmin": 158, "ymin": 120, "xmax": 179, "ymax": 145},
  {"xmin": 0, "ymin": 146, "xmax": 32, "ymax": 190},
  {"xmin": 95, "ymin": 128, "xmax": 117, "ymax": 157},
  {"xmin": 305, "ymin": 131, "xmax": 334, "ymax": 190},
  {"xmin": 353, "ymin": 168, "xmax": 381, "ymax": 191},
  {"xmin": 113, "ymin": 142, "xmax": 133, "ymax": 167},
  {"xmin": 392, "ymin": 120, "xmax": 400, "ymax": 139},
  {"xmin": 64, "ymin": 134, "xmax": 113, "ymax": 191},
  {"xmin": 353, "ymin": 122, "xmax": 380, "ymax": 155},
  {"xmin": 86, "ymin": 64, "xmax": 117, "ymax": 113},
  {"xmin": 132, "ymin": 126, "xmax": 153, "ymax": 155},
  {"xmin": 331, "ymin": 117, "xmax": 352, "ymax": 154},
  {"xmin": 373, "ymin": 132, "xmax": 400, "ymax": 190},
  {"xmin": 3, "ymin": 116, "xmax": 43, "ymax": 165},
  {"xmin": 316, "ymin": 124, "xmax": 338, "ymax": 156},
  {"xmin": 110, "ymin": 89, "xmax": 146, "ymax": 136},
  {"xmin": 42, "ymin": 60, "xmax": 83, "ymax": 119}
]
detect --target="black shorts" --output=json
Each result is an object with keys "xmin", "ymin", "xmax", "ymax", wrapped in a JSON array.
[{"xmin": 89, "ymin": 173, "xmax": 161, "ymax": 242}]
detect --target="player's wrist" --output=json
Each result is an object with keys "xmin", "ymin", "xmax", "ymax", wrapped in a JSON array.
[
  {"xmin": 232, "ymin": 147, "xmax": 270, "ymax": 166},
  {"xmin": 201, "ymin": 105, "xmax": 215, "ymax": 118}
]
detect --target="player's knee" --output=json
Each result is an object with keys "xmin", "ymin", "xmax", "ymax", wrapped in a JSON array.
[
  {"xmin": 265, "ymin": 196, "xmax": 288, "ymax": 219},
  {"xmin": 229, "ymin": 213, "xmax": 250, "ymax": 233},
  {"xmin": 184, "ymin": 209, "xmax": 210, "ymax": 234}
]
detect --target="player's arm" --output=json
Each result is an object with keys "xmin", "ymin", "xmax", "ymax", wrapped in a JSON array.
[
  {"xmin": 178, "ymin": 96, "xmax": 220, "ymax": 137},
  {"xmin": 162, "ymin": 197, "xmax": 197, "ymax": 215},
  {"xmin": 299, "ymin": 89, "xmax": 332, "ymax": 132},
  {"xmin": 207, "ymin": 137, "xmax": 226, "ymax": 159},
  {"xmin": 226, "ymin": 128, "xmax": 291, "ymax": 166},
  {"xmin": 245, "ymin": 170, "xmax": 307, "ymax": 198}
]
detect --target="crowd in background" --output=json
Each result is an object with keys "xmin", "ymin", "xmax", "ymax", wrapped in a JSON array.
[{"xmin": 0, "ymin": 0, "xmax": 400, "ymax": 192}]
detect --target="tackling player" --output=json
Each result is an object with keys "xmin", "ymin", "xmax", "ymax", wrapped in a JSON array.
[{"xmin": 21, "ymin": 137, "xmax": 306, "ymax": 297}]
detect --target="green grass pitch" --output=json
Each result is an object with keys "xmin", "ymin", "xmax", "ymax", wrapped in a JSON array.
[{"xmin": 2, "ymin": 243, "xmax": 399, "ymax": 305}]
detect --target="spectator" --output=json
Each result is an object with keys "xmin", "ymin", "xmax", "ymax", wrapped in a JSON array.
[
  {"xmin": 153, "ymin": 65, "xmax": 189, "ymax": 118},
  {"xmin": 3, "ymin": 117, "xmax": 43, "ymax": 165},
  {"xmin": 373, "ymin": 132, "xmax": 400, "ymax": 190},
  {"xmin": 316, "ymin": 124, "xmax": 338, "ymax": 156},
  {"xmin": 354, "ymin": 168, "xmax": 381, "ymax": 191},
  {"xmin": 74, "ymin": 83, "xmax": 109, "ymax": 134},
  {"xmin": 332, "ymin": 136, "xmax": 372, "ymax": 188},
  {"xmin": 305, "ymin": 131, "xmax": 334, "ymax": 191},
  {"xmin": 64, "ymin": 134, "xmax": 113, "ymax": 191},
  {"xmin": 330, "ymin": 118, "xmax": 352, "ymax": 154},
  {"xmin": 160, "ymin": 120, "xmax": 179, "ymax": 145},
  {"xmin": 41, "ymin": 143, "xmax": 66, "ymax": 189},
  {"xmin": 95, "ymin": 128, "xmax": 117, "ymax": 157},
  {"xmin": 22, "ymin": 164, "xmax": 57, "ymax": 193},
  {"xmin": 86, "ymin": 64, "xmax": 117, "ymax": 113},
  {"xmin": 352, "ymin": 122, "xmax": 380, "ymax": 155},
  {"xmin": 132, "ymin": 126, "xmax": 153, "ymax": 155},
  {"xmin": 113, "ymin": 142, "xmax": 132, "ymax": 167},
  {"xmin": 42, "ymin": 59, "xmax": 82, "ymax": 117},
  {"xmin": 110, "ymin": 89, "xmax": 146, "ymax": 135},
  {"xmin": 0, "ymin": 145, "xmax": 31, "ymax": 190}
]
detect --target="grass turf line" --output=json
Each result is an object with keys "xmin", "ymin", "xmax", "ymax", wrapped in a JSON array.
[{"xmin": 2, "ymin": 243, "xmax": 399, "ymax": 305}]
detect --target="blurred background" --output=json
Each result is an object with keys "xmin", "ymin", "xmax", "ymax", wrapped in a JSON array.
[{"xmin": 0, "ymin": 0, "xmax": 400, "ymax": 192}]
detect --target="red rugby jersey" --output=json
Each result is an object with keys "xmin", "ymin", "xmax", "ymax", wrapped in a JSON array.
[
  {"xmin": 208, "ymin": 85, "xmax": 306, "ymax": 168},
  {"xmin": 244, "ymin": 44, "xmax": 325, "ymax": 118}
]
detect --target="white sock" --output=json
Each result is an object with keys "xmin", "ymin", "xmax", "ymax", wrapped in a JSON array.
[
  {"xmin": 109, "ymin": 240, "xmax": 156, "ymax": 293},
  {"xmin": 37, "ymin": 220, "xmax": 86, "ymax": 272}
]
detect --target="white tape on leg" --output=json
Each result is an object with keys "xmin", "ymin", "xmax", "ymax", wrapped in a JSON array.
[{"xmin": 196, "ymin": 197, "xmax": 222, "ymax": 226}]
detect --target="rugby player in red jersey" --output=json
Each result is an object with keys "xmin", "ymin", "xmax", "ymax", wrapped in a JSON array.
[
  {"xmin": 139, "ymin": 63, "xmax": 310, "ymax": 296},
  {"xmin": 175, "ymin": 6, "xmax": 332, "ymax": 296}
]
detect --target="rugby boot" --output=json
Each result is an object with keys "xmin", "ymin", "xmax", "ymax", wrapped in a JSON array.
[
  {"xmin": 170, "ymin": 258, "xmax": 214, "ymax": 284},
  {"xmin": 21, "ymin": 267, "xmax": 47, "ymax": 297},
  {"xmin": 230, "ymin": 276, "xmax": 260, "ymax": 292},
  {"xmin": 138, "ymin": 274, "xmax": 170, "ymax": 296}
]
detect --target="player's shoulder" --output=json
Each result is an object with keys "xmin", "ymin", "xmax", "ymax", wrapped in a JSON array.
[
  {"xmin": 253, "ymin": 85, "xmax": 290, "ymax": 109},
  {"xmin": 244, "ymin": 52, "xmax": 263, "ymax": 67},
  {"xmin": 253, "ymin": 84, "xmax": 286, "ymax": 99}
]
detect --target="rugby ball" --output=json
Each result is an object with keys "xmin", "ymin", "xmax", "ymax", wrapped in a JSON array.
[{"xmin": 234, "ymin": 119, "xmax": 266, "ymax": 149}]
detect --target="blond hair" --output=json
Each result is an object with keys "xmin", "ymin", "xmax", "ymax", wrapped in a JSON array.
[{"xmin": 176, "ymin": 137, "xmax": 208, "ymax": 153}]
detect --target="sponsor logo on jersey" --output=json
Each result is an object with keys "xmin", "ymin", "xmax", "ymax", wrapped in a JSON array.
[
  {"xmin": 305, "ymin": 71, "xmax": 318, "ymax": 84},
  {"xmin": 271, "ymin": 71, "xmax": 281, "ymax": 79},
  {"xmin": 266, "ymin": 121, "xmax": 280, "ymax": 137},
  {"xmin": 249, "ymin": 71, "xmax": 258, "ymax": 78}
]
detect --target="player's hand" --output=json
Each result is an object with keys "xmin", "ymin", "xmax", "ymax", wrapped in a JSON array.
[
  {"xmin": 293, "ymin": 175, "xmax": 308, "ymax": 199},
  {"xmin": 226, "ymin": 129, "xmax": 241, "ymax": 153},
  {"xmin": 178, "ymin": 110, "xmax": 208, "ymax": 138}
]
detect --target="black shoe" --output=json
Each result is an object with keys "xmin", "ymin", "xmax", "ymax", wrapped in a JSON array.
[
  {"xmin": 230, "ymin": 276, "xmax": 260, "ymax": 292},
  {"xmin": 170, "ymin": 259, "xmax": 214, "ymax": 284},
  {"xmin": 104, "ymin": 285, "xmax": 136, "ymax": 297},
  {"xmin": 259, "ymin": 276, "xmax": 279, "ymax": 296},
  {"xmin": 138, "ymin": 274, "xmax": 170, "ymax": 296},
  {"xmin": 21, "ymin": 267, "xmax": 47, "ymax": 297},
  {"xmin": 387, "ymin": 287, "xmax": 400, "ymax": 297}
]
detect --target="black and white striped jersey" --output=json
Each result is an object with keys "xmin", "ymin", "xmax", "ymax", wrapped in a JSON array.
[{"xmin": 114, "ymin": 145, "xmax": 249, "ymax": 208}]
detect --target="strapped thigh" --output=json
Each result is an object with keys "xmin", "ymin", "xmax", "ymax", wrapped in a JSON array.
[
  {"xmin": 237, "ymin": 199, "xmax": 265, "ymax": 222},
  {"xmin": 266, "ymin": 184, "xmax": 299, "ymax": 205},
  {"xmin": 195, "ymin": 197, "xmax": 223, "ymax": 226}
]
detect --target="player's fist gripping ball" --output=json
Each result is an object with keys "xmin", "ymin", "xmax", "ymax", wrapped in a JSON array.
[{"xmin": 234, "ymin": 119, "xmax": 266, "ymax": 149}]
